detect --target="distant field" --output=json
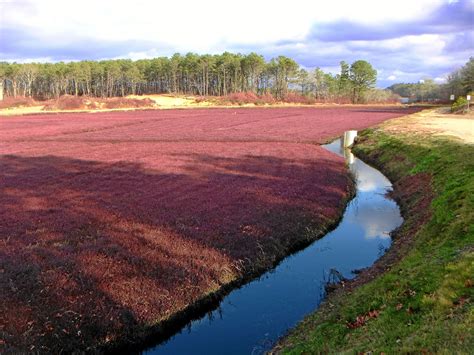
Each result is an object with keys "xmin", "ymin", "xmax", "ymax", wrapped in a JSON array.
[
  {"xmin": 0, "ymin": 107, "xmax": 421, "ymax": 143},
  {"xmin": 0, "ymin": 106, "xmax": 422, "ymax": 352}
]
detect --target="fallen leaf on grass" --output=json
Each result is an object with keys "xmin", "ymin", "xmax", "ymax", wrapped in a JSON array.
[{"xmin": 346, "ymin": 310, "xmax": 380, "ymax": 329}]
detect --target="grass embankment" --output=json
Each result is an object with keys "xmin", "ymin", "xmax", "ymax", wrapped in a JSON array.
[{"xmin": 276, "ymin": 125, "xmax": 473, "ymax": 352}]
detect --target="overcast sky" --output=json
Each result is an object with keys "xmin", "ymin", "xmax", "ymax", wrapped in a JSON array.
[{"xmin": 1, "ymin": 0, "xmax": 472, "ymax": 87}]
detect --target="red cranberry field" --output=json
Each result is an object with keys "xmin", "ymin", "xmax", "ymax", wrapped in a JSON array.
[{"xmin": 0, "ymin": 106, "xmax": 421, "ymax": 351}]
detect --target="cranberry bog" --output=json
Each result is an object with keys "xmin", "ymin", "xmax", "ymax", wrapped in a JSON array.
[{"xmin": 0, "ymin": 106, "xmax": 422, "ymax": 352}]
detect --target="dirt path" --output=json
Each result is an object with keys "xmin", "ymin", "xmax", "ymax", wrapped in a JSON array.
[{"xmin": 382, "ymin": 108, "xmax": 474, "ymax": 144}]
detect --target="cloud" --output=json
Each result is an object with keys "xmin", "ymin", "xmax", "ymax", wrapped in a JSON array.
[
  {"xmin": 444, "ymin": 31, "xmax": 474, "ymax": 52},
  {"xmin": 434, "ymin": 77, "xmax": 447, "ymax": 83},
  {"xmin": 0, "ymin": 0, "xmax": 472, "ymax": 87},
  {"xmin": 307, "ymin": 0, "xmax": 473, "ymax": 42},
  {"xmin": 0, "ymin": 27, "xmax": 171, "ymax": 61}
]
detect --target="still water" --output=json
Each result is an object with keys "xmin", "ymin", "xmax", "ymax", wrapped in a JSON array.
[{"xmin": 143, "ymin": 136, "xmax": 403, "ymax": 355}]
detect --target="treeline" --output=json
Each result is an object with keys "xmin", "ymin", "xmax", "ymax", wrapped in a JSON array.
[
  {"xmin": 388, "ymin": 57, "xmax": 474, "ymax": 102},
  {"xmin": 0, "ymin": 53, "xmax": 385, "ymax": 103},
  {"xmin": 387, "ymin": 81, "xmax": 443, "ymax": 101}
]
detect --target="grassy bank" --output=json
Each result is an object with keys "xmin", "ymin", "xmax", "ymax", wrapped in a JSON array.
[{"xmin": 275, "ymin": 126, "xmax": 473, "ymax": 352}]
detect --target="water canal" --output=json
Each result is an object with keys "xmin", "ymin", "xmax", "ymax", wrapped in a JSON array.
[{"xmin": 143, "ymin": 134, "xmax": 403, "ymax": 354}]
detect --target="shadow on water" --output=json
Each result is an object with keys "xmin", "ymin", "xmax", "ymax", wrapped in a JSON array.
[{"xmin": 142, "ymin": 136, "xmax": 403, "ymax": 355}]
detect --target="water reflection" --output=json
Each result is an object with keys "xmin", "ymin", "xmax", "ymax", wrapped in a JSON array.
[
  {"xmin": 325, "ymin": 137, "xmax": 401, "ymax": 240},
  {"xmin": 143, "ymin": 136, "xmax": 403, "ymax": 355}
]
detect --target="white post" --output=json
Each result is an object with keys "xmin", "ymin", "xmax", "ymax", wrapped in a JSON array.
[
  {"xmin": 467, "ymin": 95, "xmax": 471, "ymax": 110},
  {"xmin": 344, "ymin": 149, "xmax": 355, "ymax": 165},
  {"xmin": 0, "ymin": 82, "xmax": 3, "ymax": 101},
  {"xmin": 343, "ymin": 130, "xmax": 358, "ymax": 147}
]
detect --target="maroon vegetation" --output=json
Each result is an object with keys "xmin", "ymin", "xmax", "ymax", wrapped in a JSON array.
[
  {"xmin": 0, "ymin": 93, "xmax": 399, "ymax": 112},
  {"xmin": 0, "ymin": 95, "xmax": 156, "ymax": 111},
  {"xmin": 0, "ymin": 96, "xmax": 37, "ymax": 109},
  {"xmin": 218, "ymin": 91, "xmax": 319, "ymax": 105},
  {"xmin": 42, "ymin": 95, "xmax": 156, "ymax": 111},
  {"xmin": 208, "ymin": 92, "xmax": 398, "ymax": 106},
  {"xmin": 0, "ymin": 106, "xmax": 422, "ymax": 352}
]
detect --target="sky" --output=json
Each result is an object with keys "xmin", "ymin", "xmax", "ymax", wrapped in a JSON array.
[{"xmin": 0, "ymin": 0, "xmax": 472, "ymax": 87}]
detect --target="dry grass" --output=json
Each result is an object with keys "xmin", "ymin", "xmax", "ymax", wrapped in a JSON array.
[{"xmin": 0, "ymin": 96, "xmax": 37, "ymax": 109}]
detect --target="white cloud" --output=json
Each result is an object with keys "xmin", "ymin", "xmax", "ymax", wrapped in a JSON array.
[
  {"xmin": 2, "ymin": 0, "xmax": 446, "ymax": 51},
  {"xmin": 1, "ymin": 0, "xmax": 470, "ymax": 87},
  {"xmin": 2, "ymin": 57, "xmax": 56, "ymax": 63}
]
